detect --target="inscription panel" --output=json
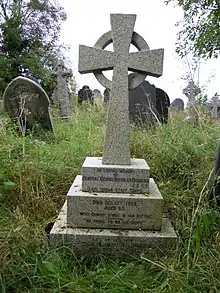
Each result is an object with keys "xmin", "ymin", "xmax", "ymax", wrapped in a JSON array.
[
  {"xmin": 50, "ymin": 201, "xmax": 177, "ymax": 259},
  {"xmin": 82, "ymin": 157, "xmax": 150, "ymax": 194},
  {"xmin": 67, "ymin": 175, "xmax": 163, "ymax": 231}
]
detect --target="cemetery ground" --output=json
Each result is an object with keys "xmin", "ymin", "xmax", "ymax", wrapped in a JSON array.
[{"xmin": 1, "ymin": 103, "xmax": 220, "ymax": 292}]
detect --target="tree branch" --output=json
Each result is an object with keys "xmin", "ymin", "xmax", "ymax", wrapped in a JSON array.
[{"xmin": 0, "ymin": 0, "xmax": 9, "ymax": 20}]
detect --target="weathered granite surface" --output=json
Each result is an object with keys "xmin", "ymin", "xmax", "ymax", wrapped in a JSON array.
[
  {"xmin": 49, "ymin": 14, "xmax": 177, "ymax": 257},
  {"xmin": 51, "ymin": 60, "xmax": 73, "ymax": 120},
  {"xmin": 82, "ymin": 157, "xmax": 150, "ymax": 194},
  {"xmin": 78, "ymin": 14, "xmax": 164, "ymax": 165},
  {"xmin": 3, "ymin": 76, "xmax": 53, "ymax": 134},
  {"xmin": 67, "ymin": 175, "xmax": 163, "ymax": 230},
  {"xmin": 50, "ymin": 201, "xmax": 177, "ymax": 259}
]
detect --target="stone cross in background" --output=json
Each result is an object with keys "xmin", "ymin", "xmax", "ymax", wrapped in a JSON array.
[
  {"xmin": 183, "ymin": 80, "xmax": 200, "ymax": 123},
  {"xmin": 78, "ymin": 14, "xmax": 164, "ymax": 165},
  {"xmin": 183, "ymin": 80, "xmax": 200, "ymax": 108},
  {"xmin": 51, "ymin": 60, "xmax": 73, "ymax": 120}
]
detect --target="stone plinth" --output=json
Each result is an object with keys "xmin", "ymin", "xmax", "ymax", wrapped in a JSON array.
[
  {"xmin": 82, "ymin": 157, "xmax": 150, "ymax": 194},
  {"xmin": 67, "ymin": 175, "xmax": 163, "ymax": 230},
  {"xmin": 50, "ymin": 201, "xmax": 177, "ymax": 259}
]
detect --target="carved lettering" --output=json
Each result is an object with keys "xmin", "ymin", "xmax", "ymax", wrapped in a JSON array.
[
  {"xmin": 92, "ymin": 200, "xmax": 103, "ymax": 205},
  {"xmin": 83, "ymin": 175, "xmax": 148, "ymax": 183}
]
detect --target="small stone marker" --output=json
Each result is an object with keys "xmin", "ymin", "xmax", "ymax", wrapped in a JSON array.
[
  {"xmin": 3, "ymin": 76, "xmax": 53, "ymax": 134},
  {"xmin": 170, "ymin": 98, "xmax": 184, "ymax": 111},
  {"xmin": 51, "ymin": 60, "xmax": 73, "ymax": 119},
  {"xmin": 103, "ymin": 88, "xmax": 110, "ymax": 104},
  {"xmin": 50, "ymin": 14, "xmax": 177, "ymax": 259},
  {"xmin": 92, "ymin": 89, "xmax": 102, "ymax": 100}
]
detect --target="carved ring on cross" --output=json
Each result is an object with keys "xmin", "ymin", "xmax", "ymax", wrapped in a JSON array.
[{"xmin": 93, "ymin": 30, "xmax": 149, "ymax": 90}]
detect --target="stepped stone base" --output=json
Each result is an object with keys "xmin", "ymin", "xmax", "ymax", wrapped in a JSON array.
[
  {"xmin": 50, "ymin": 201, "xmax": 177, "ymax": 259},
  {"xmin": 67, "ymin": 175, "xmax": 163, "ymax": 230},
  {"xmin": 82, "ymin": 157, "xmax": 150, "ymax": 194}
]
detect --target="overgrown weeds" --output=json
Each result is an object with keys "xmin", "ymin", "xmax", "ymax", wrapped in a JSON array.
[{"xmin": 0, "ymin": 106, "xmax": 220, "ymax": 292}]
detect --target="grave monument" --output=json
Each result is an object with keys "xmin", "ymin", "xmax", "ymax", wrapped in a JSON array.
[
  {"xmin": 210, "ymin": 93, "xmax": 220, "ymax": 119},
  {"xmin": 50, "ymin": 14, "xmax": 177, "ymax": 258},
  {"xmin": 103, "ymin": 88, "xmax": 110, "ymax": 104},
  {"xmin": 51, "ymin": 60, "xmax": 73, "ymax": 119},
  {"xmin": 170, "ymin": 98, "xmax": 184, "ymax": 111},
  {"xmin": 105, "ymin": 73, "xmax": 170, "ymax": 128},
  {"xmin": 183, "ymin": 80, "xmax": 200, "ymax": 123},
  {"xmin": 92, "ymin": 89, "xmax": 102, "ymax": 100},
  {"xmin": 3, "ymin": 76, "xmax": 54, "ymax": 135}
]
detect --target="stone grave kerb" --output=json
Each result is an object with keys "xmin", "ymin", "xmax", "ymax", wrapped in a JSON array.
[{"xmin": 78, "ymin": 14, "xmax": 164, "ymax": 165}]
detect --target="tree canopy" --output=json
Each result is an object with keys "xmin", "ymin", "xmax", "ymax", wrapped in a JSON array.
[
  {"xmin": 0, "ymin": 0, "xmax": 67, "ymax": 95},
  {"xmin": 165, "ymin": 0, "xmax": 220, "ymax": 59}
]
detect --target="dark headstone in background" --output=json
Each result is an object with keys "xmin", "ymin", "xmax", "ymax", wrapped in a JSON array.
[
  {"xmin": 103, "ymin": 88, "xmax": 110, "ymax": 104},
  {"xmin": 129, "ymin": 80, "xmax": 157, "ymax": 128},
  {"xmin": 155, "ymin": 87, "xmax": 170, "ymax": 124},
  {"xmin": 78, "ymin": 85, "xmax": 94, "ymax": 105},
  {"xmin": 170, "ymin": 98, "xmax": 184, "ymax": 111}
]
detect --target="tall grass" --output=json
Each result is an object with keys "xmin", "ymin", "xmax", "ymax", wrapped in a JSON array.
[{"xmin": 1, "ymin": 105, "xmax": 220, "ymax": 292}]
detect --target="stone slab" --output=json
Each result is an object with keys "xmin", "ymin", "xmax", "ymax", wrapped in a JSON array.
[
  {"xmin": 82, "ymin": 157, "xmax": 150, "ymax": 194},
  {"xmin": 67, "ymin": 175, "xmax": 163, "ymax": 230},
  {"xmin": 50, "ymin": 201, "xmax": 177, "ymax": 259}
]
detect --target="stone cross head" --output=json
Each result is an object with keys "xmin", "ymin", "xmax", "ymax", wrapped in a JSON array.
[
  {"xmin": 78, "ymin": 14, "xmax": 164, "ymax": 165},
  {"xmin": 52, "ymin": 60, "xmax": 73, "ymax": 78}
]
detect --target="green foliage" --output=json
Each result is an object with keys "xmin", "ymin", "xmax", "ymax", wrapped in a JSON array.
[
  {"xmin": 1, "ymin": 107, "xmax": 220, "ymax": 292},
  {"xmin": 0, "ymin": 0, "xmax": 68, "ymax": 95},
  {"xmin": 165, "ymin": 0, "xmax": 220, "ymax": 58},
  {"xmin": 197, "ymin": 93, "xmax": 208, "ymax": 106}
]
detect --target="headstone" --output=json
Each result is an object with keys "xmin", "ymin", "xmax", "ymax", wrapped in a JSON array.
[
  {"xmin": 78, "ymin": 85, "xmax": 94, "ymax": 105},
  {"xmin": 103, "ymin": 88, "xmax": 110, "ymax": 104},
  {"xmin": 92, "ymin": 89, "xmax": 102, "ymax": 100},
  {"xmin": 50, "ymin": 14, "xmax": 177, "ymax": 259},
  {"xmin": 183, "ymin": 80, "xmax": 200, "ymax": 123},
  {"xmin": 129, "ymin": 79, "xmax": 157, "ymax": 128},
  {"xmin": 210, "ymin": 93, "xmax": 220, "ymax": 119},
  {"xmin": 170, "ymin": 98, "xmax": 184, "ymax": 111},
  {"xmin": 155, "ymin": 87, "xmax": 170, "ymax": 124},
  {"xmin": 51, "ymin": 60, "xmax": 73, "ymax": 120},
  {"xmin": 3, "ymin": 76, "xmax": 53, "ymax": 134},
  {"xmin": 107, "ymin": 77, "xmax": 170, "ymax": 127}
]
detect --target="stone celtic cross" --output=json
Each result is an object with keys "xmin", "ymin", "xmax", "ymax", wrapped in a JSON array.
[
  {"xmin": 183, "ymin": 80, "xmax": 200, "ymax": 108},
  {"xmin": 78, "ymin": 14, "xmax": 164, "ymax": 165},
  {"xmin": 52, "ymin": 60, "xmax": 73, "ymax": 119}
]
